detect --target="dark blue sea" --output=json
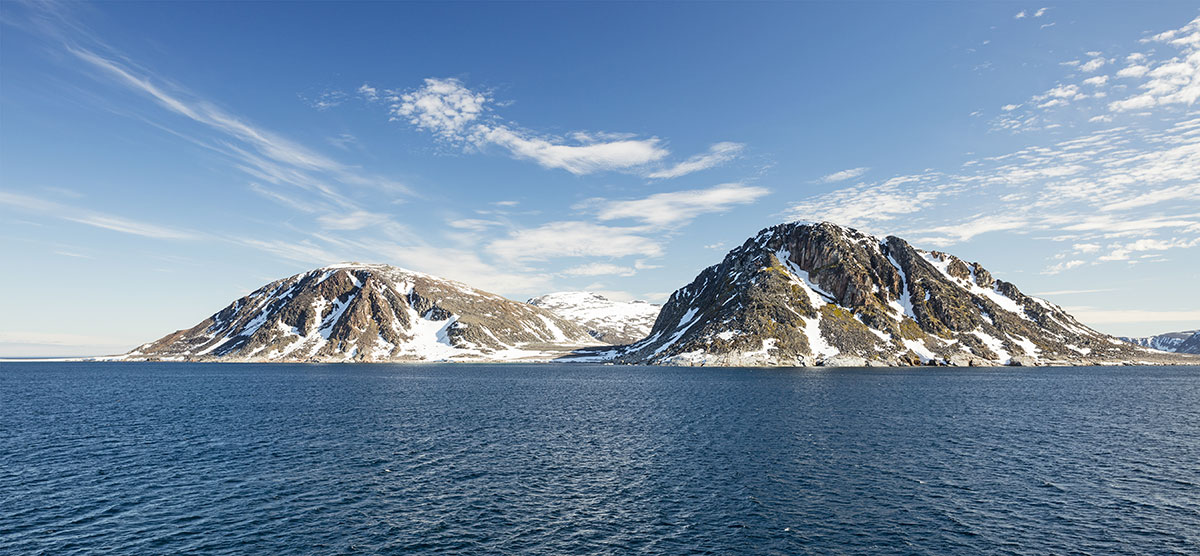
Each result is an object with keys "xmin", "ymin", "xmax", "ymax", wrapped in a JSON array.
[{"xmin": 2, "ymin": 363, "xmax": 1198, "ymax": 555}]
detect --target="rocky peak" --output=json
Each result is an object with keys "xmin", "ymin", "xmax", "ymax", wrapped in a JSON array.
[
  {"xmin": 609, "ymin": 222, "xmax": 1194, "ymax": 367},
  {"xmin": 128, "ymin": 263, "xmax": 598, "ymax": 362}
]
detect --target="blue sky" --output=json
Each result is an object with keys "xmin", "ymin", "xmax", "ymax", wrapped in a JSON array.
[{"xmin": 2, "ymin": 1, "xmax": 1198, "ymax": 356}]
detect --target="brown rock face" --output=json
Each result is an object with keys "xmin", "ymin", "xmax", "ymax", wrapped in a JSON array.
[
  {"xmin": 128, "ymin": 264, "xmax": 599, "ymax": 362},
  {"xmin": 613, "ymin": 222, "xmax": 1197, "ymax": 367}
]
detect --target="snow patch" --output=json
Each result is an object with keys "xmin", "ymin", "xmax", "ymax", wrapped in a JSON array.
[
  {"xmin": 971, "ymin": 329, "xmax": 1012, "ymax": 364},
  {"xmin": 921, "ymin": 253, "xmax": 1029, "ymax": 320}
]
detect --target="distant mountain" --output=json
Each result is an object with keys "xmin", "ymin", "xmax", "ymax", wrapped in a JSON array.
[
  {"xmin": 605, "ymin": 222, "xmax": 1195, "ymax": 367},
  {"xmin": 127, "ymin": 264, "xmax": 598, "ymax": 362},
  {"xmin": 1121, "ymin": 330, "xmax": 1200, "ymax": 354},
  {"xmin": 528, "ymin": 292, "xmax": 660, "ymax": 344}
]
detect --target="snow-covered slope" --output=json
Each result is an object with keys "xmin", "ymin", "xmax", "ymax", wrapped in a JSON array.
[
  {"xmin": 126, "ymin": 263, "xmax": 599, "ymax": 362},
  {"xmin": 527, "ymin": 292, "xmax": 660, "ymax": 344},
  {"xmin": 1121, "ymin": 330, "xmax": 1200, "ymax": 354},
  {"xmin": 602, "ymin": 222, "xmax": 1195, "ymax": 367}
]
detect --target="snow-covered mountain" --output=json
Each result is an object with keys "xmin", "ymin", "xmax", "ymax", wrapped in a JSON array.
[
  {"xmin": 527, "ymin": 292, "xmax": 660, "ymax": 344},
  {"xmin": 1121, "ymin": 330, "xmax": 1200, "ymax": 354},
  {"xmin": 601, "ymin": 222, "xmax": 1195, "ymax": 367},
  {"xmin": 126, "ymin": 263, "xmax": 598, "ymax": 362}
]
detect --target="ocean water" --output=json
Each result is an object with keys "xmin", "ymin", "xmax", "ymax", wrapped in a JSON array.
[{"xmin": 1, "ymin": 363, "xmax": 1198, "ymax": 555}]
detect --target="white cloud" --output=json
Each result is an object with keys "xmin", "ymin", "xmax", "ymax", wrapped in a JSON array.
[
  {"xmin": 1117, "ymin": 64, "xmax": 1150, "ymax": 78},
  {"xmin": 357, "ymin": 83, "xmax": 378, "ymax": 102},
  {"xmin": 918, "ymin": 215, "xmax": 1031, "ymax": 245},
  {"xmin": 1043, "ymin": 259, "xmax": 1085, "ymax": 274},
  {"xmin": 391, "ymin": 77, "xmax": 490, "ymax": 139},
  {"xmin": 561, "ymin": 263, "xmax": 637, "ymax": 277},
  {"xmin": 366, "ymin": 76, "xmax": 737, "ymax": 177},
  {"xmin": 1099, "ymin": 183, "xmax": 1200, "ymax": 212},
  {"xmin": 1034, "ymin": 7, "xmax": 1048, "ymax": 17},
  {"xmin": 477, "ymin": 125, "xmax": 668, "ymax": 175},
  {"xmin": 1015, "ymin": 10, "xmax": 1027, "ymax": 19},
  {"xmin": 583, "ymin": 183, "xmax": 770, "ymax": 228},
  {"xmin": 1080, "ymin": 57, "xmax": 1107, "ymax": 72},
  {"xmin": 1098, "ymin": 237, "xmax": 1200, "ymax": 261},
  {"xmin": 1040, "ymin": 84, "xmax": 1085, "ymax": 101},
  {"xmin": 647, "ymin": 142, "xmax": 744, "ymax": 179},
  {"xmin": 787, "ymin": 173, "xmax": 960, "ymax": 227},
  {"xmin": 994, "ymin": 17, "xmax": 1200, "ymax": 133},
  {"xmin": 819, "ymin": 167, "xmax": 870, "ymax": 183},
  {"xmin": 1108, "ymin": 17, "xmax": 1200, "ymax": 112},
  {"xmin": 304, "ymin": 90, "xmax": 347, "ymax": 110},
  {"xmin": 488, "ymin": 221, "xmax": 664, "ymax": 261}
]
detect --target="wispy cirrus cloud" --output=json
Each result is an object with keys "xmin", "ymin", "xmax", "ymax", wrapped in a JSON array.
[
  {"xmin": 63, "ymin": 44, "xmax": 417, "ymax": 241},
  {"xmin": 0, "ymin": 191, "xmax": 200, "ymax": 240},
  {"xmin": 647, "ymin": 142, "xmax": 745, "ymax": 179},
  {"xmin": 560, "ymin": 262, "xmax": 638, "ymax": 277},
  {"xmin": 477, "ymin": 182, "xmax": 768, "ymax": 270},
  {"xmin": 817, "ymin": 167, "xmax": 869, "ymax": 183},
  {"xmin": 579, "ymin": 182, "xmax": 769, "ymax": 228},
  {"xmin": 488, "ymin": 221, "xmax": 665, "ymax": 262},
  {"xmin": 359, "ymin": 77, "xmax": 739, "ymax": 178},
  {"xmin": 478, "ymin": 125, "xmax": 670, "ymax": 175},
  {"xmin": 315, "ymin": 210, "xmax": 392, "ymax": 231},
  {"xmin": 71, "ymin": 47, "xmax": 347, "ymax": 175},
  {"xmin": 1060, "ymin": 307, "xmax": 1200, "ymax": 324}
]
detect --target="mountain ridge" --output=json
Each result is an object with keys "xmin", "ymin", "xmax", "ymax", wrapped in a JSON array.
[
  {"xmin": 528, "ymin": 292, "xmax": 660, "ymax": 344},
  {"xmin": 122, "ymin": 225, "xmax": 1197, "ymax": 367},
  {"xmin": 1121, "ymin": 330, "xmax": 1200, "ymax": 354}
]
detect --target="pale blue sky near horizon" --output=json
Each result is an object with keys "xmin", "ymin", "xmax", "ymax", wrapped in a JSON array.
[{"xmin": 1, "ymin": 1, "xmax": 1198, "ymax": 356}]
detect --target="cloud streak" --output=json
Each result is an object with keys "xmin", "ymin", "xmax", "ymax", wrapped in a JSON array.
[
  {"xmin": 647, "ymin": 142, "xmax": 745, "ymax": 179},
  {"xmin": 818, "ymin": 167, "xmax": 869, "ymax": 183},
  {"xmin": 0, "ymin": 191, "xmax": 200, "ymax": 240}
]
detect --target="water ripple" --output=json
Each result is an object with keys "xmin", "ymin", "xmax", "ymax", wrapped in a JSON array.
[{"xmin": 2, "ymin": 363, "xmax": 1199, "ymax": 555}]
